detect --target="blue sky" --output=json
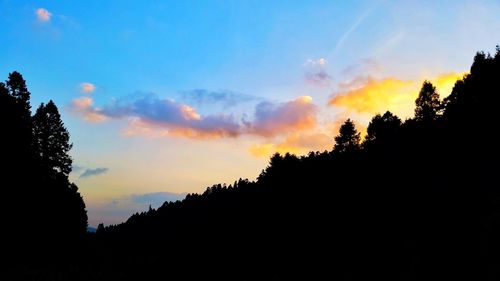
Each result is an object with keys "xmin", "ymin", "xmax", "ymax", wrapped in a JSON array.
[{"xmin": 1, "ymin": 0, "xmax": 499, "ymax": 226}]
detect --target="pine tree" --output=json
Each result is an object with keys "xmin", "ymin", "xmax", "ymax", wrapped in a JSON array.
[
  {"xmin": 334, "ymin": 119, "xmax": 360, "ymax": 153},
  {"xmin": 6, "ymin": 71, "xmax": 31, "ymax": 120},
  {"xmin": 415, "ymin": 81, "xmax": 441, "ymax": 122},
  {"xmin": 33, "ymin": 100, "xmax": 73, "ymax": 177}
]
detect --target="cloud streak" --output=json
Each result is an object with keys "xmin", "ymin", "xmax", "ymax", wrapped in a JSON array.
[
  {"xmin": 80, "ymin": 167, "xmax": 109, "ymax": 178},
  {"xmin": 70, "ymin": 93, "xmax": 319, "ymax": 139},
  {"xmin": 180, "ymin": 89, "xmax": 259, "ymax": 108},
  {"xmin": 341, "ymin": 58, "xmax": 382, "ymax": 77},
  {"xmin": 36, "ymin": 8, "xmax": 52, "ymax": 22},
  {"xmin": 103, "ymin": 93, "xmax": 241, "ymax": 138}
]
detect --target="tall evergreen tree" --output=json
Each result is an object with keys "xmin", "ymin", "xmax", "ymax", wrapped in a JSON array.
[
  {"xmin": 333, "ymin": 119, "xmax": 360, "ymax": 153},
  {"xmin": 6, "ymin": 71, "xmax": 31, "ymax": 120},
  {"xmin": 415, "ymin": 81, "xmax": 441, "ymax": 122},
  {"xmin": 33, "ymin": 100, "xmax": 73, "ymax": 177}
]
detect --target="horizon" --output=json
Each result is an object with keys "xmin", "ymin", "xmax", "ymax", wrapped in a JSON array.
[{"xmin": 1, "ymin": 0, "xmax": 500, "ymax": 227}]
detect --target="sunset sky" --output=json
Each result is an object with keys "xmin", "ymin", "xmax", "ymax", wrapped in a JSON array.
[{"xmin": 1, "ymin": 0, "xmax": 499, "ymax": 226}]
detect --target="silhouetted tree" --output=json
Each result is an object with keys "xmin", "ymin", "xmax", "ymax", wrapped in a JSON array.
[
  {"xmin": 363, "ymin": 111, "xmax": 401, "ymax": 148},
  {"xmin": 0, "ymin": 82, "xmax": 10, "ymax": 100},
  {"xmin": 97, "ymin": 223, "xmax": 105, "ymax": 234},
  {"xmin": 6, "ymin": 71, "xmax": 31, "ymax": 118},
  {"xmin": 333, "ymin": 119, "xmax": 360, "ymax": 153},
  {"xmin": 414, "ymin": 81, "xmax": 441, "ymax": 122},
  {"xmin": 0, "ymin": 72, "xmax": 88, "ymax": 272},
  {"xmin": 33, "ymin": 100, "xmax": 73, "ymax": 177}
]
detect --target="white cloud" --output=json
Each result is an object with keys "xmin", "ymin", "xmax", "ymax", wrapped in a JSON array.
[
  {"xmin": 36, "ymin": 8, "xmax": 52, "ymax": 22},
  {"xmin": 80, "ymin": 82, "xmax": 97, "ymax": 93},
  {"xmin": 305, "ymin": 58, "xmax": 328, "ymax": 66},
  {"xmin": 304, "ymin": 58, "xmax": 332, "ymax": 86}
]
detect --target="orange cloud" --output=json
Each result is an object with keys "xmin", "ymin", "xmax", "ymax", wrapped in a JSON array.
[
  {"xmin": 180, "ymin": 105, "xmax": 201, "ymax": 121},
  {"xmin": 69, "ymin": 96, "xmax": 108, "ymax": 123},
  {"xmin": 248, "ymin": 96, "xmax": 317, "ymax": 137},
  {"xmin": 329, "ymin": 72, "xmax": 467, "ymax": 119},
  {"xmin": 250, "ymin": 132, "xmax": 332, "ymax": 157},
  {"xmin": 80, "ymin": 82, "xmax": 96, "ymax": 94},
  {"xmin": 36, "ymin": 8, "xmax": 52, "ymax": 22},
  {"xmin": 69, "ymin": 93, "xmax": 319, "ymax": 140},
  {"xmin": 122, "ymin": 118, "xmax": 240, "ymax": 139}
]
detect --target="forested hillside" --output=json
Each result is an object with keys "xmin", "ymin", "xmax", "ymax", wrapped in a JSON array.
[
  {"xmin": 92, "ymin": 48, "xmax": 500, "ymax": 280},
  {"xmin": 3, "ymin": 47, "xmax": 500, "ymax": 280}
]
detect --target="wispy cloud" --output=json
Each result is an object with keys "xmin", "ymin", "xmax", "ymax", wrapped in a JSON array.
[
  {"xmin": 36, "ymin": 8, "xmax": 52, "ymax": 22},
  {"xmin": 330, "ymin": 2, "xmax": 385, "ymax": 57},
  {"xmin": 329, "ymin": 72, "xmax": 466, "ymax": 118},
  {"xmin": 304, "ymin": 70, "xmax": 332, "ymax": 86},
  {"xmin": 80, "ymin": 167, "xmax": 109, "ymax": 179},
  {"xmin": 341, "ymin": 58, "xmax": 382, "ymax": 77},
  {"xmin": 80, "ymin": 82, "xmax": 96, "ymax": 94},
  {"xmin": 304, "ymin": 58, "xmax": 332, "ymax": 86},
  {"xmin": 69, "ymin": 96, "xmax": 108, "ymax": 123},
  {"xmin": 70, "ymin": 93, "xmax": 319, "ymax": 139},
  {"xmin": 180, "ymin": 89, "xmax": 259, "ymax": 108},
  {"xmin": 304, "ymin": 58, "xmax": 328, "ymax": 67},
  {"xmin": 106, "ymin": 93, "xmax": 240, "ymax": 138}
]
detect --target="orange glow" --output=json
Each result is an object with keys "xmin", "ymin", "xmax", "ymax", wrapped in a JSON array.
[
  {"xmin": 250, "ymin": 132, "xmax": 332, "ymax": 157},
  {"xmin": 122, "ymin": 118, "xmax": 239, "ymax": 139},
  {"xmin": 329, "ymin": 72, "xmax": 467, "ymax": 119}
]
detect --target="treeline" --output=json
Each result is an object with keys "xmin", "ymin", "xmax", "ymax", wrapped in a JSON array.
[
  {"xmin": 91, "ymin": 47, "xmax": 500, "ymax": 280},
  {"xmin": 2, "ymin": 46, "xmax": 500, "ymax": 280},
  {"xmin": 0, "ymin": 72, "xmax": 87, "ymax": 263}
]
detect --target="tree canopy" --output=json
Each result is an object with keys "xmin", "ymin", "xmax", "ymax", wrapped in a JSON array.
[
  {"xmin": 414, "ymin": 81, "xmax": 441, "ymax": 122},
  {"xmin": 333, "ymin": 119, "xmax": 361, "ymax": 153}
]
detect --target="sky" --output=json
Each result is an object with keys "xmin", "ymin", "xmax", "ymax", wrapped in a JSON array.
[{"xmin": 1, "ymin": 0, "xmax": 499, "ymax": 227}]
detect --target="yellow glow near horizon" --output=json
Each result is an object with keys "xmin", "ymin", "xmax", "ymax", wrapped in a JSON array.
[{"xmin": 329, "ymin": 72, "xmax": 467, "ymax": 119}]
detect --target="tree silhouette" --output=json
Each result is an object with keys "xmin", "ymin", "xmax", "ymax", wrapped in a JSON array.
[
  {"xmin": 33, "ymin": 100, "xmax": 73, "ymax": 177},
  {"xmin": 1, "ymin": 72, "xmax": 88, "ymax": 273},
  {"xmin": 414, "ymin": 81, "xmax": 441, "ymax": 122},
  {"xmin": 333, "ymin": 119, "xmax": 360, "ymax": 153},
  {"xmin": 363, "ymin": 111, "xmax": 401, "ymax": 148},
  {"xmin": 6, "ymin": 71, "xmax": 31, "ymax": 117}
]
